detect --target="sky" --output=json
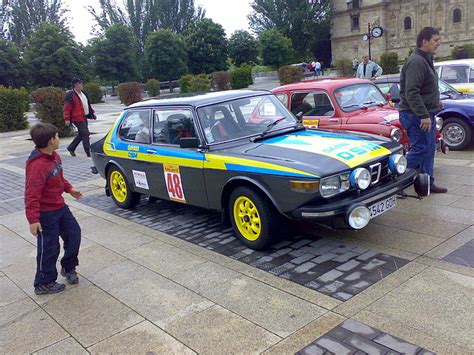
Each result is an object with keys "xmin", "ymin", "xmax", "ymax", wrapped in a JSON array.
[{"xmin": 62, "ymin": 0, "xmax": 253, "ymax": 44}]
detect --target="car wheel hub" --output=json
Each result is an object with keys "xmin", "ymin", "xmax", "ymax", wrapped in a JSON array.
[
  {"xmin": 110, "ymin": 171, "xmax": 127, "ymax": 203},
  {"xmin": 444, "ymin": 124, "xmax": 465, "ymax": 146},
  {"xmin": 233, "ymin": 196, "xmax": 261, "ymax": 241}
]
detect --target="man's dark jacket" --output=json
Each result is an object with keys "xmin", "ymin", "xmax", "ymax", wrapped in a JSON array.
[{"xmin": 398, "ymin": 48, "xmax": 439, "ymax": 119}]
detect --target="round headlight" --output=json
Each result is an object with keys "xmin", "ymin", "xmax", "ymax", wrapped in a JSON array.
[
  {"xmin": 390, "ymin": 128, "xmax": 402, "ymax": 142},
  {"xmin": 350, "ymin": 168, "xmax": 371, "ymax": 190},
  {"xmin": 346, "ymin": 204, "xmax": 371, "ymax": 229},
  {"xmin": 389, "ymin": 154, "xmax": 407, "ymax": 175},
  {"xmin": 435, "ymin": 116, "xmax": 443, "ymax": 130}
]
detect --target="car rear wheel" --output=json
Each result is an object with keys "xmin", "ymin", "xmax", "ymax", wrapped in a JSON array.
[
  {"xmin": 442, "ymin": 117, "xmax": 472, "ymax": 150},
  {"xmin": 108, "ymin": 166, "xmax": 141, "ymax": 209},
  {"xmin": 229, "ymin": 187, "xmax": 278, "ymax": 250}
]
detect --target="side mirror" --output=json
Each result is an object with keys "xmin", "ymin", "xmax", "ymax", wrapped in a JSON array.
[{"xmin": 179, "ymin": 137, "xmax": 200, "ymax": 148}]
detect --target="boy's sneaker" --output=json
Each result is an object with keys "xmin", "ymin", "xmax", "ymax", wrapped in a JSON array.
[
  {"xmin": 34, "ymin": 282, "xmax": 65, "ymax": 295},
  {"xmin": 61, "ymin": 267, "xmax": 79, "ymax": 284}
]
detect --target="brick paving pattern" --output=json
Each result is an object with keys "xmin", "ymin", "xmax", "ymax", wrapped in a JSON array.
[
  {"xmin": 78, "ymin": 193, "xmax": 409, "ymax": 301},
  {"xmin": 0, "ymin": 168, "xmax": 25, "ymax": 216},
  {"xmin": 296, "ymin": 319, "xmax": 435, "ymax": 354},
  {"xmin": 443, "ymin": 239, "xmax": 474, "ymax": 268}
]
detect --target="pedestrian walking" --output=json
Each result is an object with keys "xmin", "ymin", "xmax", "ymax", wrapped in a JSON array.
[
  {"xmin": 25, "ymin": 123, "xmax": 83, "ymax": 295},
  {"xmin": 64, "ymin": 78, "xmax": 96, "ymax": 157},
  {"xmin": 356, "ymin": 55, "xmax": 383, "ymax": 79},
  {"xmin": 398, "ymin": 27, "xmax": 447, "ymax": 193},
  {"xmin": 352, "ymin": 58, "xmax": 359, "ymax": 74},
  {"xmin": 314, "ymin": 60, "xmax": 322, "ymax": 77}
]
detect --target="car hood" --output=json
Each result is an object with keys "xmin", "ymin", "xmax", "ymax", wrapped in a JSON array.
[
  {"xmin": 442, "ymin": 94, "xmax": 474, "ymax": 107},
  {"xmin": 345, "ymin": 108, "xmax": 400, "ymax": 125},
  {"xmin": 211, "ymin": 129, "xmax": 399, "ymax": 178}
]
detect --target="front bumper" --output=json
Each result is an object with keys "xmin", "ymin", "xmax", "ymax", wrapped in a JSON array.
[{"xmin": 293, "ymin": 168, "xmax": 417, "ymax": 220}]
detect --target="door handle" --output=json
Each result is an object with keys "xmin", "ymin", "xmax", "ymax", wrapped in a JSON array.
[
  {"xmin": 147, "ymin": 149, "xmax": 157, "ymax": 154},
  {"xmin": 329, "ymin": 118, "xmax": 340, "ymax": 123}
]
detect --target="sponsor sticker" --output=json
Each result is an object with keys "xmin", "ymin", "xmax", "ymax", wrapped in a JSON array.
[
  {"xmin": 163, "ymin": 164, "xmax": 186, "ymax": 202},
  {"xmin": 132, "ymin": 170, "xmax": 149, "ymax": 189},
  {"xmin": 303, "ymin": 119, "xmax": 319, "ymax": 129}
]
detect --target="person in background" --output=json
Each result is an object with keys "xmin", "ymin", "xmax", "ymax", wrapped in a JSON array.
[
  {"xmin": 398, "ymin": 27, "xmax": 447, "ymax": 194},
  {"xmin": 453, "ymin": 46, "xmax": 469, "ymax": 60},
  {"xmin": 352, "ymin": 57, "xmax": 359, "ymax": 74},
  {"xmin": 314, "ymin": 60, "xmax": 321, "ymax": 77},
  {"xmin": 356, "ymin": 55, "xmax": 383, "ymax": 80}
]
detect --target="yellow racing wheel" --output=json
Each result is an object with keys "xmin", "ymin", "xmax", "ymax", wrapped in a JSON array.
[{"xmin": 107, "ymin": 166, "xmax": 141, "ymax": 209}]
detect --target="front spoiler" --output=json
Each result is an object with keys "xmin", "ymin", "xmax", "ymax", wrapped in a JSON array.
[{"xmin": 293, "ymin": 168, "xmax": 417, "ymax": 219}]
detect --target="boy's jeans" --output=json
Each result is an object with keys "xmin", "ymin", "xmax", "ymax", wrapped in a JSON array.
[
  {"xmin": 34, "ymin": 205, "xmax": 81, "ymax": 287},
  {"xmin": 399, "ymin": 111, "xmax": 436, "ymax": 185}
]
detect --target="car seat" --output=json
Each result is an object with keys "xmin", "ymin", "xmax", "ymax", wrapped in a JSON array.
[
  {"xmin": 208, "ymin": 106, "xmax": 242, "ymax": 140},
  {"xmin": 164, "ymin": 113, "xmax": 193, "ymax": 144}
]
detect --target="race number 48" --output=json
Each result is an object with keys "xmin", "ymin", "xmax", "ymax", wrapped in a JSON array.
[{"xmin": 163, "ymin": 164, "xmax": 186, "ymax": 202}]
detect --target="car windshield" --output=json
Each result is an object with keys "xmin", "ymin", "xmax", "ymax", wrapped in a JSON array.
[
  {"xmin": 197, "ymin": 94, "xmax": 298, "ymax": 144},
  {"xmin": 334, "ymin": 84, "xmax": 387, "ymax": 112},
  {"xmin": 438, "ymin": 79, "xmax": 460, "ymax": 95}
]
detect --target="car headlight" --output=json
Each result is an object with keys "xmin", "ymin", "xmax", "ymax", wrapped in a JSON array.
[
  {"xmin": 389, "ymin": 154, "xmax": 407, "ymax": 175},
  {"xmin": 350, "ymin": 168, "xmax": 371, "ymax": 190},
  {"xmin": 435, "ymin": 116, "xmax": 443, "ymax": 130},
  {"xmin": 346, "ymin": 204, "xmax": 371, "ymax": 229},
  {"xmin": 390, "ymin": 128, "xmax": 402, "ymax": 142},
  {"xmin": 319, "ymin": 172, "xmax": 350, "ymax": 198}
]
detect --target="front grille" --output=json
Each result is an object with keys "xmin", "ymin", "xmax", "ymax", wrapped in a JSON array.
[{"xmin": 368, "ymin": 157, "xmax": 390, "ymax": 186}]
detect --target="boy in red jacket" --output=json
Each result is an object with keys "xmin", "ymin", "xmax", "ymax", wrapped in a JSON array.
[{"xmin": 25, "ymin": 123, "xmax": 83, "ymax": 295}]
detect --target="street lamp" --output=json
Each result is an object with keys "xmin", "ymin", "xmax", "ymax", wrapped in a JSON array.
[{"xmin": 363, "ymin": 22, "xmax": 384, "ymax": 60}]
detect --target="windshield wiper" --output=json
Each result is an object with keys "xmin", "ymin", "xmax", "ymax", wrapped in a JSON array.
[{"xmin": 260, "ymin": 117, "xmax": 286, "ymax": 137}]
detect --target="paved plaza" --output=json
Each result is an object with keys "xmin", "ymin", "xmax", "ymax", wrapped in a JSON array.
[{"xmin": 0, "ymin": 79, "xmax": 473, "ymax": 354}]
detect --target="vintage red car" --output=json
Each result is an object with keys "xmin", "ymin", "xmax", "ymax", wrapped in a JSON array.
[{"xmin": 271, "ymin": 78, "xmax": 409, "ymax": 147}]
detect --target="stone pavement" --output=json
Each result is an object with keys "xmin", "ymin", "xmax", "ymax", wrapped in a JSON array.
[{"xmin": 0, "ymin": 83, "xmax": 473, "ymax": 354}]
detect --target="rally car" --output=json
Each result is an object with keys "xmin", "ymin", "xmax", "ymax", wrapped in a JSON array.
[{"xmin": 91, "ymin": 90, "xmax": 416, "ymax": 250}]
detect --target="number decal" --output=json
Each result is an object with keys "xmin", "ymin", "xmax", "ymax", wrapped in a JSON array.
[{"xmin": 163, "ymin": 164, "xmax": 186, "ymax": 203}]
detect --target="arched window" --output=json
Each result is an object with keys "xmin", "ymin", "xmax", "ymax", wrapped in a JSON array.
[
  {"xmin": 453, "ymin": 8, "xmax": 462, "ymax": 23},
  {"xmin": 404, "ymin": 16, "xmax": 412, "ymax": 30}
]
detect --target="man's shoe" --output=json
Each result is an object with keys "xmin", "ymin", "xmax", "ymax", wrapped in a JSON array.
[
  {"xmin": 86, "ymin": 152, "xmax": 91, "ymax": 158},
  {"xmin": 61, "ymin": 267, "xmax": 79, "ymax": 284},
  {"xmin": 431, "ymin": 185, "xmax": 448, "ymax": 193},
  {"xmin": 67, "ymin": 149, "xmax": 76, "ymax": 157},
  {"xmin": 34, "ymin": 282, "xmax": 65, "ymax": 295}
]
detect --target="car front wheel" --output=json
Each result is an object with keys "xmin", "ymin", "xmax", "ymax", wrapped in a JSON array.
[
  {"xmin": 107, "ymin": 166, "xmax": 141, "ymax": 209},
  {"xmin": 229, "ymin": 187, "xmax": 278, "ymax": 250},
  {"xmin": 442, "ymin": 117, "xmax": 472, "ymax": 150}
]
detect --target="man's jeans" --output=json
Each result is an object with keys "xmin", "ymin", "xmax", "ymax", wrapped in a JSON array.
[
  {"xmin": 399, "ymin": 111, "xmax": 436, "ymax": 185},
  {"xmin": 67, "ymin": 120, "xmax": 90, "ymax": 155},
  {"xmin": 34, "ymin": 205, "xmax": 81, "ymax": 287}
]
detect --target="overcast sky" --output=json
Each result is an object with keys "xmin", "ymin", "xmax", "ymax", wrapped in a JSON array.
[{"xmin": 62, "ymin": 0, "xmax": 253, "ymax": 44}]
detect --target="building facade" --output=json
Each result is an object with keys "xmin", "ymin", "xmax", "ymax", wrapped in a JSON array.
[{"xmin": 330, "ymin": 0, "xmax": 474, "ymax": 63}]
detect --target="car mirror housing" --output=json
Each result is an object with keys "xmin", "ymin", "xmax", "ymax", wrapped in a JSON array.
[{"xmin": 179, "ymin": 137, "xmax": 200, "ymax": 148}]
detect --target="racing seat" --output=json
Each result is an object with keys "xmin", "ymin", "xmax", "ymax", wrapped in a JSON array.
[
  {"xmin": 163, "ymin": 113, "xmax": 193, "ymax": 145},
  {"xmin": 209, "ymin": 106, "xmax": 242, "ymax": 140}
]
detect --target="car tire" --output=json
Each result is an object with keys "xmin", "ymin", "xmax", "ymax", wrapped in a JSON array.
[
  {"xmin": 229, "ymin": 186, "xmax": 279, "ymax": 250},
  {"xmin": 442, "ymin": 117, "xmax": 472, "ymax": 150},
  {"xmin": 107, "ymin": 166, "xmax": 141, "ymax": 209}
]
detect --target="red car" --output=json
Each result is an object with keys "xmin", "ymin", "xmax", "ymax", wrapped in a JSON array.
[{"xmin": 271, "ymin": 78, "xmax": 409, "ymax": 147}]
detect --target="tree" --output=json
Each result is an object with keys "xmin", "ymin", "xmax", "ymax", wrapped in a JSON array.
[
  {"xmin": 145, "ymin": 29, "xmax": 187, "ymax": 82},
  {"xmin": 229, "ymin": 30, "xmax": 258, "ymax": 66},
  {"xmin": 248, "ymin": 0, "xmax": 331, "ymax": 60},
  {"xmin": 259, "ymin": 28, "xmax": 293, "ymax": 68},
  {"xmin": 23, "ymin": 22, "xmax": 84, "ymax": 88},
  {"xmin": 0, "ymin": 40, "xmax": 26, "ymax": 87},
  {"xmin": 151, "ymin": 0, "xmax": 205, "ymax": 34},
  {"xmin": 91, "ymin": 24, "xmax": 140, "ymax": 85},
  {"xmin": 4, "ymin": 0, "xmax": 68, "ymax": 46},
  {"xmin": 185, "ymin": 19, "xmax": 228, "ymax": 74}
]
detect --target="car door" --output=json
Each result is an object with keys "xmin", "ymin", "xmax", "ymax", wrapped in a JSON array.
[
  {"xmin": 147, "ymin": 107, "xmax": 207, "ymax": 207},
  {"xmin": 290, "ymin": 91, "xmax": 339, "ymax": 130}
]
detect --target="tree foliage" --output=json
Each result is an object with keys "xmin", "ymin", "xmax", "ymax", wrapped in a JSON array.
[
  {"xmin": 145, "ymin": 29, "xmax": 188, "ymax": 82},
  {"xmin": 0, "ymin": 40, "xmax": 26, "ymax": 87},
  {"xmin": 248, "ymin": 0, "xmax": 331, "ymax": 60},
  {"xmin": 229, "ymin": 30, "xmax": 258, "ymax": 66},
  {"xmin": 90, "ymin": 24, "xmax": 140, "ymax": 85},
  {"xmin": 185, "ymin": 19, "xmax": 228, "ymax": 74},
  {"xmin": 259, "ymin": 28, "xmax": 293, "ymax": 68},
  {"xmin": 23, "ymin": 23, "xmax": 84, "ymax": 88},
  {"xmin": 4, "ymin": 0, "xmax": 68, "ymax": 46}
]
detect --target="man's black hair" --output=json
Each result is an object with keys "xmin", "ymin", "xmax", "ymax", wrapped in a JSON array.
[
  {"xmin": 416, "ymin": 27, "xmax": 439, "ymax": 48},
  {"xmin": 30, "ymin": 123, "xmax": 58, "ymax": 148}
]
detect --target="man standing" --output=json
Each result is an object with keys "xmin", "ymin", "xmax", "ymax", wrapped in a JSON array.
[
  {"xmin": 356, "ymin": 55, "xmax": 383, "ymax": 79},
  {"xmin": 398, "ymin": 27, "xmax": 447, "ymax": 193},
  {"xmin": 63, "ymin": 78, "xmax": 96, "ymax": 157},
  {"xmin": 454, "ymin": 46, "xmax": 469, "ymax": 60}
]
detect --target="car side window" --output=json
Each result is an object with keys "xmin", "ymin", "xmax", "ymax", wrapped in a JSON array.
[
  {"xmin": 440, "ymin": 65, "xmax": 469, "ymax": 84},
  {"xmin": 470, "ymin": 68, "xmax": 474, "ymax": 83},
  {"xmin": 290, "ymin": 93, "xmax": 313, "ymax": 116},
  {"xmin": 311, "ymin": 92, "xmax": 335, "ymax": 116},
  {"xmin": 118, "ymin": 110, "xmax": 151, "ymax": 143},
  {"xmin": 153, "ymin": 109, "xmax": 197, "ymax": 145}
]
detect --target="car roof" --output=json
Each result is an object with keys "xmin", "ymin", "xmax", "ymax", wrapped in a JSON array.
[
  {"xmin": 126, "ymin": 89, "xmax": 270, "ymax": 110},
  {"xmin": 434, "ymin": 58, "xmax": 474, "ymax": 66},
  {"xmin": 374, "ymin": 74, "xmax": 400, "ymax": 83},
  {"xmin": 272, "ymin": 78, "xmax": 373, "ymax": 92}
]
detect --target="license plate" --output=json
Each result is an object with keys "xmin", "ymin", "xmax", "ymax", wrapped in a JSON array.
[{"xmin": 368, "ymin": 195, "xmax": 397, "ymax": 219}]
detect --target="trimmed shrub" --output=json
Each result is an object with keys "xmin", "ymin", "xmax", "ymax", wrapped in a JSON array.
[
  {"xmin": 231, "ymin": 64, "xmax": 253, "ymax": 89},
  {"xmin": 179, "ymin": 74, "xmax": 194, "ymax": 93},
  {"xmin": 380, "ymin": 52, "xmax": 399, "ymax": 74},
  {"xmin": 278, "ymin": 65, "xmax": 304, "ymax": 85},
  {"xmin": 0, "ymin": 86, "xmax": 30, "ymax": 132},
  {"xmin": 211, "ymin": 71, "xmax": 231, "ymax": 91},
  {"xmin": 189, "ymin": 74, "xmax": 211, "ymax": 93},
  {"xmin": 146, "ymin": 78, "xmax": 160, "ymax": 97},
  {"xmin": 83, "ymin": 82, "xmax": 103, "ymax": 104},
  {"xmin": 333, "ymin": 59, "xmax": 353, "ymax": 77},
  {"xmin": 118, "ymin": 82, "xmax": 142, "ymax": 106},
  {"xmin": 31, "ymin": 87, "xmax": 72, "ymax": 137}
]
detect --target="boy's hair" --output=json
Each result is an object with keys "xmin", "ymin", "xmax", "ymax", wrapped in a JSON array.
[
  {"xmin": 416, "ymin": 27, "xmax": 439, "ymax": 48},
  {"xmin": 30, "ymin": 123, "xmax": 58, "ymax": 148}
]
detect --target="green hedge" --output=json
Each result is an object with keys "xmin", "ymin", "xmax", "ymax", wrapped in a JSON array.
[
  {"xmin": 231, "ymin": 64, "xmax": 253, "ymax": 89},
  {"xmin": 146, "ymin": 78, "xmax": 160, "ymax": 97},
  {"xmin": 179, "ymin": 74, "xmax": 194, "ymax": 93},
  {"xmin": 83, "ymin": 82, "xmax": 103, "ymax": 104},
  {"xmin": 278, "ymin": 65, "xmax": 304, "ymax": 85},
  {"xmin": 380, "ymin": 52, "xmax": 399, "ymax": 74},
  {"xmin": 118, "ymin": 82, "xmax": 142, "ymax": 106},
  {"xmin": 179, "ymin": 74, "xmax": 211, "ymax": 93},
  {"xmin": 31, "ymin": 87, "xmax": 72, "ymax": 137},
  {"xmin": 211, "ymin": 71, "xmax": 231, "ymax": 91},
  {"xmin": 0, "ymin": 86, "xmax": 30, "ymax": 132},
  {"xmin": 334, "ymin": 59, "xmax": 353, "ymax": 77}
]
